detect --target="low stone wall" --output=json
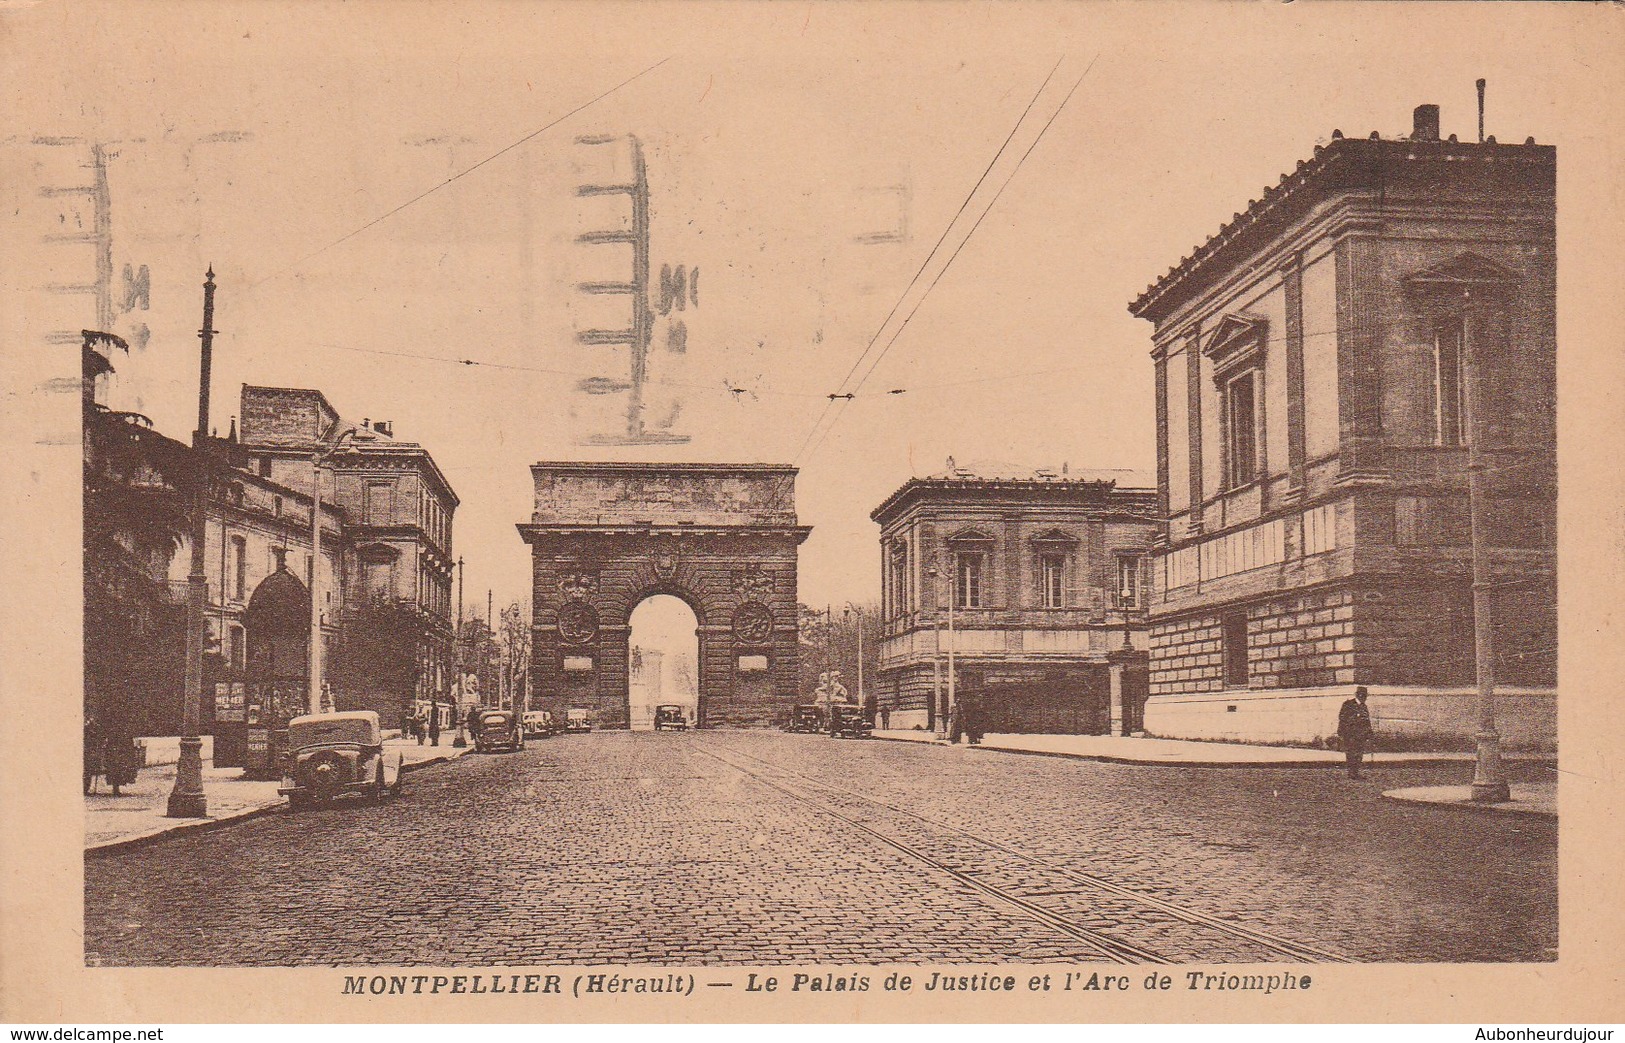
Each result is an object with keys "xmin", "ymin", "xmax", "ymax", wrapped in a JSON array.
[
  {"xmin": 135, "ymin": 735, "xmax": 216, "ymax": 767},
  {"xmin": 1142, "ymin": 686, "xmax": 1556, "ymax": 751},
  {"xmin": 884, "ymin": 708, "xmax": 932, "ymax": 732}
]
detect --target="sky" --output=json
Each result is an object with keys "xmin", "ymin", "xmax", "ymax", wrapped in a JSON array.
[{"xmin": 5, "ymin": 1, "xmax": 1615, "ymax": 616}]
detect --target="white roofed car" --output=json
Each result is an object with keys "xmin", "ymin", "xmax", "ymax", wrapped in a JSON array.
[{"xmin": 279, "ymin": 710, "xmax": 404, "ymax": 808}]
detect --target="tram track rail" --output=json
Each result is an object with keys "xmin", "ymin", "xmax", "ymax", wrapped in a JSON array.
[{"xmin": 694, "ymin": 737, "xmax": 1349, "ymax": 965}]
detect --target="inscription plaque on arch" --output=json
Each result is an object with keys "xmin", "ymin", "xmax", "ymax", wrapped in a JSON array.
[{"xmin": 519, "ymin": 462, "xmax": 811, "ymax": 729}]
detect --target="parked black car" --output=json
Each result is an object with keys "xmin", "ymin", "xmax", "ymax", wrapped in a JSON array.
[
  {"xmin": 829, "ymin": 703, "xmax": 871, "ymax": 739},
  {"xmin": 473, "ymin": 709, "xmax": 525, "ymax": 753}
]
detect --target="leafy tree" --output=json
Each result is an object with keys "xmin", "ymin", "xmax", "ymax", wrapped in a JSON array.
[
  {"xmin": 498, "ymin": 602, "xmax": 531, "ymax": 709},
  {"xmin": 795, "ymin": 601, "xmax": 881, "ymax": 703},
  {"xmin": 328, "ymin": 594, "xmax": 429, "ymax": 727},
  {"xmin": 83, "ymin": 340, "xmax": 195, "ymax": 736}
]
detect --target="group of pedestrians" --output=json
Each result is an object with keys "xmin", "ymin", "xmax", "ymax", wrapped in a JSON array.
[{"xmin": 405, "ymin": 703, "xmax": 444, "ymax": 746}]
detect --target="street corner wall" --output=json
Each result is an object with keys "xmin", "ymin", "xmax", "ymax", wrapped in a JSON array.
[{"xmin": 1142, "ymin": 685, "xmax": 1556, "ymax": 751}]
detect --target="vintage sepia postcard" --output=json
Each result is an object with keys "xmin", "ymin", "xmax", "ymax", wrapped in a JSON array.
[{"xmin": 2, "ymin": 0, "xmax": 1623, "ymax": 1027}]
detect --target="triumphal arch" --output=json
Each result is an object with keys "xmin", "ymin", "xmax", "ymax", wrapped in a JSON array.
[{"xmin": 518, "ymin": 463, "xmax": 810, "ymax": 728}]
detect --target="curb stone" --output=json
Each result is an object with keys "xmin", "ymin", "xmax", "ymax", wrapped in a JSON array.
[
  {"xmin": 868, "ymin": 732, "xmax": 1551, "ymax": 771},
  {"xmin": 1380, "ymin": 789, "xmax": 1556, "ymax": 821},
  {"xmin": 86, "ymin": 749, "xmax": 467, "ymax": 856}
]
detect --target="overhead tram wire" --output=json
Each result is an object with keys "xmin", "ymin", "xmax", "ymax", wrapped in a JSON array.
[
  {"xmin": 799, "ymin": 58, "xmax": 1097, "ymax": 467},
  {"xmin": 246, "ymin": 55, "xmax": 673, "ymax": 292},
  {"xmin": 317, "ymin": 341, "xmax": 830, "ymax": 400},
  {"xmin": 319, "ymin": 312, "xmax": 1483, "ymax": 412},
  {"xmin": 788, "ymin": 57, "xmax": 1066, "ymax": 466}
]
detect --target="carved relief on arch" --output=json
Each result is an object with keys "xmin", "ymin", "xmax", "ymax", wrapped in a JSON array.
[
  {"xmin": 732, "ymin": 601, "xmax": 774, "ymax": 647},
  {"xmin": 558, "ymin": 601, "xmax": 600, "ymax": 645},
  {"xmin": 558, "ymin": 568, "xmax": 599, "ymax": 602},
  {"xmin": 734, "ymin": 564, "xmax": 775, "ymax": 604},
  {"xmin": 651, "ymin": 543, "xmax": 680, "ymax": 582}
]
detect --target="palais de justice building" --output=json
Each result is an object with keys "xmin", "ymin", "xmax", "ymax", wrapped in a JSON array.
[
  {"xmin": 1127, "ymin": 103, "xmax": 1556, "ymax": 748},
  {"xmin": 872, "ymin": 461, "xmax": 1157, "ymax": 735}
]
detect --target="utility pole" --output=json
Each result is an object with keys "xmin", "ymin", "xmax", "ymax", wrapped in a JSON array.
[
  {"xmin": 308, "ymin": 426, "xmax": 354, "ymax": 714},
  {"xmin": 946, "ymin": 570, "xmax": 956, "ymax": 740},
  {"xmin": 925, "ymin": 564, "xmax": 955, "ymax": 738},
  {"xmin": 825, "ymin": 604, "xmax": 833, "ymax": 682},
  {"xmin": 845, "ymin": 603, "xmax": 865, "ymax": 709},
  {"xmin": 456, "ymin": 555, "xmax": 466, "ymax": 691},
  {"xmin": 453, "ymin": 556, "xmax": 466, "ymax": 743},
  {"xmin": 166, "ymin": 269, "xmax": 215, "ymax": 818},
  {"xmin": 1465, "ymin": 306, "xmax": 1510, "ymax": 803}
]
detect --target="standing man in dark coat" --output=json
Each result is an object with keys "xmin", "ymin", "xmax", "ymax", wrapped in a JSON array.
[
  {"xmin": 427, "ymin": 699, "xmax": 441, "ymax": 747},
  {"xmin": 1337, "ymin": 686, "xmax": 1374, "ymax": 779},
  {"xmin": 963, "ymin": 693, "xmax": 984, "ymax": 746}
]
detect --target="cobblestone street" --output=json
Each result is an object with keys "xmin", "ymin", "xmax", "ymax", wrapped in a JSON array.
[{"xmin": 84, "ymin": 732, "xmax": 1556, "ymax": 966}]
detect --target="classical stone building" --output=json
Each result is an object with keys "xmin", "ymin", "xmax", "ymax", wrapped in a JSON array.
[
  {"xmin": 1127, "ymin": 103, "xmax": 1556, "ymax": 748},
  {"xmin": 234, "ymin": 386, "xmax": 459, "ymax": 725},
  {"xmin": 871, "ymin": 461, "xmax": 1158, "ymax": 734},
  {"xmin": 164, "ymin": 455, "xmax": 349, "ymax": 762},
  {"xmin": 519, "ymin": 463, "xmax": 809, "ymax": 729}
]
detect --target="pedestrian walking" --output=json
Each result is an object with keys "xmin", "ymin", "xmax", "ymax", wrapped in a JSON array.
[
  {"xmin": 414, "ymin": 707, "xmax": 426, "ymax": 746},
  {"xmin": 879, "ymin": 705, "xmax": 891, "ymax": 732},
  {"xmin": 428, "ymin": 701, "xmax": 441, "ymax": 747},
  {"xmin": 100, "ymin": 715, "xmax": 140, "ymax": 797},
  {"xmin": 83, "ymin": 712, "xmax": 103, "ymax": 795},
  {"xmin": 1337, "ymin": 686, "xmax": 1374, "ymax": 779}
]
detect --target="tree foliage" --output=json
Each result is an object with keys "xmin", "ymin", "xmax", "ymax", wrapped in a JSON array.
[
  {"xmin": 329, "ymin": 594, "xmax": 429, "ymax": 714},
  {"xmin": 83, "ymin": 399, "xmax": 195, "ymax": 735}
]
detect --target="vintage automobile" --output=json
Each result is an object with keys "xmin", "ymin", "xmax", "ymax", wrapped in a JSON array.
[
  {"xmin": 473, "ymin": 709, "xmax": 525, "ymax": 753},
  {"xmin": 786, "ymin": 703, "xmax": 825, "ymax": 733},
  {"xmin": 653, "ymin": 704, "xmax": 688, "ymax": 731},
  {"xmin": 279, "ymin": 710, "xmax": 403, "ymax": 807},
  {"xmin": 829, "ymin": 702, "xmax": 871, "ymax": 740},
  {"xmin": 521, "ymin": 710, "xmax": 555, "ymax": 739},
  {"xmin": 564, "ymin": 708, "xmax": 593, "ymax": 734}
]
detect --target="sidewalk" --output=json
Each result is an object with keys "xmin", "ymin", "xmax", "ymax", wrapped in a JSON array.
[
  {"xmin": 870, "ymin": 728, "xmax": 1551, "ymax": 769},
  {"xmin": 1382, "ymin": 783, "xmax": 1557, "ymax": 819},
  {"xmin": 86, "ymin": 737, "xmax": 469, "ymax": 853}
]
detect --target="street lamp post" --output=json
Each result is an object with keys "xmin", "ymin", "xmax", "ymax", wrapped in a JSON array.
[
  {"xmin": 166, "ymin": 269, "xmax": 215, "ymax": 819},
  {"xmin": 453, "ymin": 556, "xmax": 467, "ymax": 747},
  {"xmin": 844, "ymin": 603, "xmax": 865, "ymax": 711},
  {"xmin": 1464, "ymin": 305, "xmax": 1510, "ymax": 803},
  {"xmin": 924, "ymin": 564, "xmax": 955, "ymax": 739},
  {"xmin": 309, "ymin": 426, "xmax": 356, "ymax": 715}
]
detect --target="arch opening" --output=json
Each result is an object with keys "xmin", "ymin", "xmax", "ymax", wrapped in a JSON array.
[{"xmin": 627, "ymin": 594, "xmax": 699, "ymax": 731}]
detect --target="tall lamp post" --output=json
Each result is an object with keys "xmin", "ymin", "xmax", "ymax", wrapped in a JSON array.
[
  {"xmin": 309, "ymin": 426, "xmax": 357, "ymax": 715},
  {"xmin": 453, "ymin": 556, "xmax": 467, "ymax": 746},
  {"xmin": 166, "ymin": 269, "xmax": 215, "ymax": 819},
  {"xmin": 844, "ymin": 603, "xmax": 865, "ymax": 711},
  {"xmin": 924, "ymin": 564, "xmax": 955, "ymax": 739},
  {"xmin": 1464, "ymin": 303, "xmax": 1510, "ymax": 803}
]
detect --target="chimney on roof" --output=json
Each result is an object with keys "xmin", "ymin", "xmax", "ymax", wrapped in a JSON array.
[
  {"xmin": 1413, "ymin": 104, "xmax": 1441, "ymax": 142},
  {"xmin": 372, "ymin": 420, "xmax": 393, "ymax": 438}
]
